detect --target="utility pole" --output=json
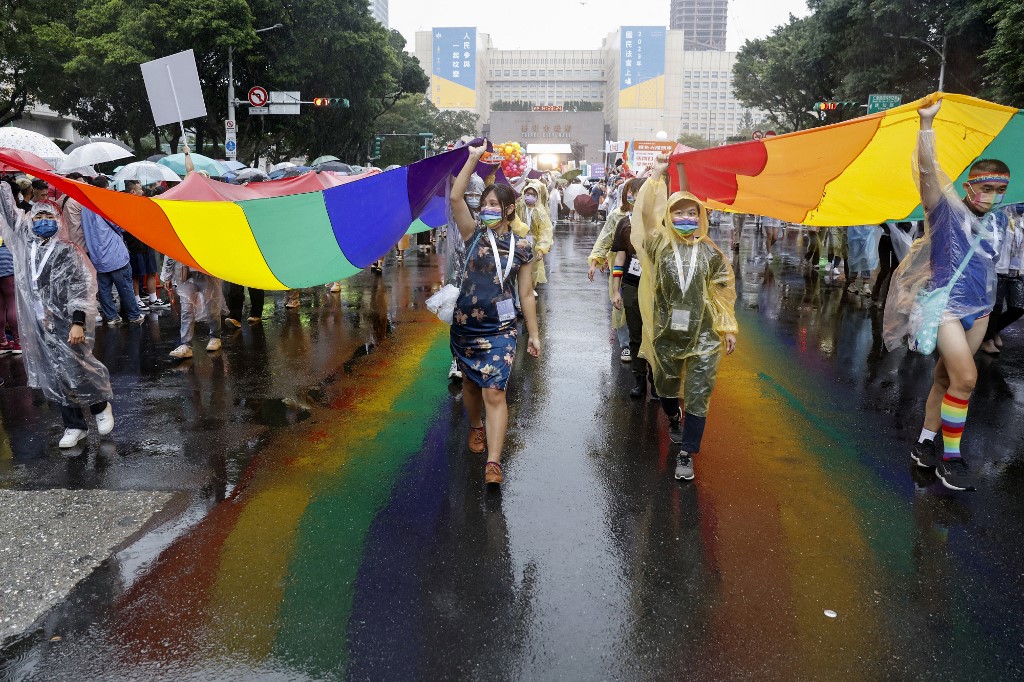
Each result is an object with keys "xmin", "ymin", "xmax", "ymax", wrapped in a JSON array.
[{"xmin": 227, "ymin": 23, "xmax": 284, "ymax": 154}]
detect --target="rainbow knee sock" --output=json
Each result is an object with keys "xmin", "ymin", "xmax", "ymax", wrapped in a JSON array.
[{"xmin": 940, "ymin": 393, "xmax": 969, "ymax": 460}]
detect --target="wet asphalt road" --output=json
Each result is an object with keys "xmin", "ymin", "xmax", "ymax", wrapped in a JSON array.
[{"xmin": 1, "ymin": 218, "xmax": 1024, "ymax": 680}]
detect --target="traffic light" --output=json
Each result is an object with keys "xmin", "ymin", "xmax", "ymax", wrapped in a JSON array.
[
  {"xmin": 814, "ymin": 101, "xmax": 859, "ymax": 112},
  {"xmin": 313, "ymin": 97, "xmax": 350, "ymax": 108},
  {"xmin": 372, "ymin": 135, "xmax": 383, "ymax": 159}
]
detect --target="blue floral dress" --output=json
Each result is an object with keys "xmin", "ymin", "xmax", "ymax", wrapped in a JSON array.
[{"xmin": 451, "ymin": 228, "xmax": 534, "ymax": 390}]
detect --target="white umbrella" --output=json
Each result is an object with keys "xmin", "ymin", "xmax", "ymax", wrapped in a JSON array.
[
  {"xmin": 0, "ymin": 128, "xmax": 66, "ymax": 166},
  {"xmin": 270, "ymin": 161, "xmax": 295, "ymax": 172},
  {"xmin": 60, "ymin": 141, "xmax": 133, "ymax": 170},
  {"xmin": 59, "ymin": 165, "xmax": 98, "ymax": 177},
  {"xmin": 112, "ymin": 161, "xmax": 181, "ymax": 185}
]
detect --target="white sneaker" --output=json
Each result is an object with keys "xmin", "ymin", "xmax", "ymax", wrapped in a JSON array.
[
  {"xmin": 206, "ymin": 337, "xmax": 222, "ymax": 352},
  {"xmin": 832, "ymin": 267, "xmax": 841, "ymax": 276},
  {"xmin": 95, "ymin": 403, "xmax": 115, "ymax": 436},
  {"xmin": 620, "ymin": 347, "xmax": 632, "ymax": 362},
  {"xmin": 59, "ymin": 428, "xmax": 88, "ymax": 448},
  {"xmin": 766, "ymin": 253, "xmax": 774, "ymax": 261},
  {"xmin": 861, "ymin": 282, "xmax": 873, "ymax": 296},
  {"xmin": 448, "ymin": 358, "xmax": 463, "ymax": 380},
  {"xmin": 169, "ymin": 343, "xmax": 193, "ymax": 359}
]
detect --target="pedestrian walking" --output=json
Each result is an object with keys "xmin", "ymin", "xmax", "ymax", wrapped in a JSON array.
[
  {"xmin": 0, "ymin": 182, "xmax": 21, "ymax": 355},
  {"xmin": 226, "ymin": 284, "xmax": 265, "ymax": 327},
  {"xmin": 632, "ymin": 155, "xmax": 738, "ymax": 482},
  {"xmin": 884, "ymin": 97, "xmax": 1006, "ymax": 491},
  {"xmin": 80, "ymin": 187, "xmax": 143, "ymax": 327},
  {"xmin": 2, "ymin": 200, "xmax": 115, "ymax": 448},
  {"xmin": 515, "ymin": 179, "xmax": 554, "ymax": 296},
  {"xmin": 160, "ymin": 256, "xmax": 225, "ymax": 359},
  {"xmin": 610, "ymin": 205, "xmax": 655, "ymax": 399},
  {"xmin": 122, "ymin": 180, "xmax": 169, "ymax": 312},
  {"xmin": 449, "ymin": 144, "xmax": 541, "ymax": 485},
  {"xmin": 589, "ymin": 178, "xmax": 645, "ymax": 361},
  {"xmin": 846, "ymin": 224, "xmax": 881, "ymax": 296},
  {"xmin": 871, "ymin": 222, "xmax": 915, "ymax": 306},
  {"xmin": 980, "ymin": 204, "xmax": 1024, "ymax": 355},
  {"xmin": 763, "ymin": 216, "xmax": 783, "ymax": 261}
]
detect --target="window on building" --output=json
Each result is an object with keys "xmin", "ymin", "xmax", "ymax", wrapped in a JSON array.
[
  {"xmin": 512, "ymin": 70, "xmax": 519, "ymax": 76},
  {"xmin": 503, "ymin": 70, "xmax": 510, "ymax": 76},
  {"xmin": 530, "ymin": 70, "xmax": 537, "ymax": 76}
]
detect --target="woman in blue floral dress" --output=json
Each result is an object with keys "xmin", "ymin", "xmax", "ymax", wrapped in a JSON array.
[{"xmin": 450, "ymin": 144, "xmax": 541, "ymax": 485}]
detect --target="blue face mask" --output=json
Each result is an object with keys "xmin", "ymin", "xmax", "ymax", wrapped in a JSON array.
[
  {"xmin": 672, "ymin": 217, "xmax": 699, "ymax": 235},
  {"xmin": 32, "ymin": 218, "xmax": 58, "ymax": 238},
  {"xmin": 480, "ymin": 209, "xmax": 503, "ymax": 227}
]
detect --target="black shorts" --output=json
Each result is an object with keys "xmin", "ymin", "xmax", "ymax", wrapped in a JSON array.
[{"xmin": 130, "ymin": 248, "xmax": 158, "ymax": 277}]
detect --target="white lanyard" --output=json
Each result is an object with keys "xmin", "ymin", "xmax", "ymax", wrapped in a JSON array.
[
  {"xmin": 486, "ymin": 228, "xmax": 515, "ymax": 285},
  {"xmin": 30, "ymin": 239, "xmax": 57, "ymax": 283},
  {"xmin": 671, "ymin": 237, "xmax": 700, "ymax": 296},
  {"xmin": 525, "ymin": 207, "xmax": 534, "ymax": 226}
]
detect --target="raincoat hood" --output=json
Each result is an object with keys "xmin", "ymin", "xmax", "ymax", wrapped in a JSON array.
[
  {"xmin": 665, "ymin": 191, "xmax": 710, "ymax": 243},
  {"xmin": 521, "ymin": 179, "xmax": 549, "ymax": 207},
  {"xmin": 28, "ymin": 200, "xmax": 70, "ymax": 242}
]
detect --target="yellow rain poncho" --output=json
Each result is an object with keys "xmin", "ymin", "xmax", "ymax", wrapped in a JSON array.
[
  {"xmin": 589, "ymin": 208, "xmax": 627, "ymax": 270},
  {"xmin": 630, "ymin": 177, "xmax": 738, "ymax": 416},
  {"xmin": 515, "ymin": 179, "xmax": 554, "ymax": 284}
]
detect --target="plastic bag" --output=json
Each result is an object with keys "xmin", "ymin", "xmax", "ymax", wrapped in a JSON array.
[{"xmin": 426, "ymin": 284, "xmax": 460, "ymax": 324}]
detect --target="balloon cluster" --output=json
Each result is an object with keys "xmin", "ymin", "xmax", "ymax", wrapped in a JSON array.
[{"xmin": 497, "ymin": 141, "xmax": 526, "ymax": 178}]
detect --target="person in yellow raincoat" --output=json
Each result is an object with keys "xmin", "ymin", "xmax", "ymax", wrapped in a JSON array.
[
  {"xmin": 631, "ymin": 155, "xmax": 738, "ymax": 481},
  {"xmin": 588, "ymin": 178, "xmax": 646, "ymax": 360},
  {"xmin": 515, "ymin": 179, "xmax": 554, "ymax": 294}
]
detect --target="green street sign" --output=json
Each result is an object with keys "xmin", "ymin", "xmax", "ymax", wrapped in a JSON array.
[{"xmin": 867, "ymin": 94, "xmax": 902, "ymax": 114}]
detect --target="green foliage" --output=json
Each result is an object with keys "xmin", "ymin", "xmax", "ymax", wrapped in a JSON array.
[
  {"xmin": 373, "ymin": 94, "xmax": 477, "ymax": 166},
  {"xmin": 0, "ymin": 0, "xmax": 73, "ymax": 126},
  {"xmin": 563, "ymin": 100, "xmax": 602, "ymax": 112},
  {"xmin": 490, "ymin": 100, "xmax": 533, "ymax": 111},
  {"xmin": 984, "ymin": 0, "xmax": 1024, "ymax": 106},
  {"xmin": 676, "ymin": 133, "xmax": 712, "ymax": 149}
]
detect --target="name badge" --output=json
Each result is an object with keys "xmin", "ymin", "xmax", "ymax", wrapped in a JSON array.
[
  {"xmin": 671, "ymin": 308, "xmax": 691, "ymax": 331},
  {"xmin": 496, "ymin": 297, "xmax": 516, "ymax": 322},
  {"xmin": 628, "ymin": 256, "xmax": 642, "ymax": 277}
]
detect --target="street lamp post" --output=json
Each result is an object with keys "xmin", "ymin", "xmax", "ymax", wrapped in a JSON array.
[
  {"xmin": 228, "ymin": 23, "xmax": 284, "ymax": 126},
  {"xmin": 885, "ymin": 32, "xmax": 946, "ymax": 91}
]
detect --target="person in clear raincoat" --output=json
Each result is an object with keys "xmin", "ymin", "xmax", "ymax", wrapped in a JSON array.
[
  {"xmin": 883, "ymin": 97, "xmax": 1005, "ymax": 492},
  {"xmin": 160, "ymin": 255, "xmax": 225, "ymax": 360},
  {"xmin": 632, "ymin": 155, "xmax": 738, "ymax": 481},
  {"xmin": 515, "ymin": 179, "xmax": 554, "ymax": 293},
  {"xmin": 1, "ymin": 198, "xmax": 115, "ymax": 448},
  {"xmin": 846, "ymin": 224, "xmax": 881, "ymax": 296}
]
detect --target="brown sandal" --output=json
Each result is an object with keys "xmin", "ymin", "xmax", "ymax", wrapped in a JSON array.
[
  {"xmin": 485, "ymin": 461, "xmax": 503, "ymax": 485},
  {"xmin": 468, "ymin": 426, "xmax": 486, "ymax": 454}
]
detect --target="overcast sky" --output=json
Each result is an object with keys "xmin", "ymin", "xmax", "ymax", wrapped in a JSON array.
[{"xmin": 389, "ymin": 0, "xmax": 810, "ymax": 52}]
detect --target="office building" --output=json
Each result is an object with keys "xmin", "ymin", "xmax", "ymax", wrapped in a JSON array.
[
  {"xmin": 413, "ymin": 24, "xmax": 765, "ymax": 156},
  {"xmin": 369, "ymin": 0, "xmax": 388, "ymax": 27},
  {"xmin": 670, "ymin": 0, "xmax": 728, "ymax": 51}
]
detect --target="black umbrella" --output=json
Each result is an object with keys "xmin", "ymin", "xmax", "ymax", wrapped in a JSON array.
[
  {"xmin": 147, "ymin": 154, "xmax": 167, "ymax": 163},
  {"xmin": 314, "ymin": 161, "xmax": 353, "ymax": 174},
  {"xmin": 64, "ymin": 136, "xmax": 134, "ymax": 155}
]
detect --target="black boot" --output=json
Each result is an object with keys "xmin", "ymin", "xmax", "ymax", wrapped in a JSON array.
[{"xmin": 629, "ymin": 373, "xmax": 646, "ymax": 399}]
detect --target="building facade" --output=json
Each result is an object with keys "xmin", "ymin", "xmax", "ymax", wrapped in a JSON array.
[
  {"xmin": 414, "ymin": 23, "xmax": 765, "ymax": 158},
  {"xmin": 670, "ymin": 0, "xmax": 728, "ymax": 51},
  {"xmin": 369, "ymin": 0, "xmax": 388, "ymax": 27}
]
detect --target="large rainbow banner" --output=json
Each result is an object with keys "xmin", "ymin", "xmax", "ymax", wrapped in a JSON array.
[
  {"xmin": 669, "ymin": 93, "xmax": 1024, "ymax": 226},
  {"xmin": 0, "ymin": 147, "xmax": 482, "ymax": 290}
]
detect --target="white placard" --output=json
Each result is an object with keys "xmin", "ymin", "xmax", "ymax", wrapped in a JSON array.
[{"xmin": 140, "ymin": 49, "xmax": 208, "ymax": 127}]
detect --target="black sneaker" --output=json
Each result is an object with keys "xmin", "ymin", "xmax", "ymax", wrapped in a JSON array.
[
  {"xmin": 910, "ymin": 439, "xmax": 938, "ymax": 469},
  {"xmin": 629, "ymin": 374, "xmax": 646, "ymax": 400},
  {"xmin": 935, "ymin": 457, "xmax": 977, "ymax": 492},
  {"xmin": 668, "ymin": 412, "xmax": 683, "ymax": 444}
]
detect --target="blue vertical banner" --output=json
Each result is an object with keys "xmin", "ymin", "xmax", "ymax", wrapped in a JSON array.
[
  {"xmin": 619, "ymin": 26, "xmax": 666, "ymax": 109},
  {"xmin": 431, "ymin": 27, "xmax": 477, "ymax": 109}
]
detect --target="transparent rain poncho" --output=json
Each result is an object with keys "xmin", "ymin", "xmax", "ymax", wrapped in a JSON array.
[
  {"xmin": 515, "ymin": 179, "xmax": 554, "ymax": 284},
  {"xmin": 160, "ymin": 256, "xmax": 226, "ymax": 328},
  {"xmin": 846, "ymin": 224, "xmax": 881, "ymax": 273},
  {"xmin": 630, "ymin": 177, "xmax": 738, "ymax": 416},
  {"xmin": 1, "ymin": 198, "xmax": 113, "ymax": 406},
  {"xmin": 883, "ymin": 131, "xmax": 999, "ymax": 352}
]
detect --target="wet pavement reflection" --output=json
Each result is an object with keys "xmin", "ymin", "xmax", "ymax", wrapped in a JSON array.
[{"xmin": 2, "ymin": 218, "xmax": 1023, "ymax": 680}]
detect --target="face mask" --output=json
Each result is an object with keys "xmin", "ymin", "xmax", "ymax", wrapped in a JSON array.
[
  {"xmin": 524, "ymin": 195, "xmax": 537, "ymax": 206},
  {"xmin": 466, "ymin": 195, "xmax": 481, "ymax": 210},
  {"xmin": 672, "ymin": 217, "xmax": 699, "ymax": 235},
  {"xmin": 480, "ymin": 209, "xmax": 503, "ymax": 227},
  {"xmin": 967, "ymin": 184, "xmax": 1007, "ymax": 212},
  {"xmin": 32, "ymin": 218, "xmax": 58, "ymax": 238}
]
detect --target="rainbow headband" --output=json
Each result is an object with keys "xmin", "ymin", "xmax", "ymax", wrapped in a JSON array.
[{"xmin": 967, "ymin": 173, "xmax": 1010, "ymax": 185}]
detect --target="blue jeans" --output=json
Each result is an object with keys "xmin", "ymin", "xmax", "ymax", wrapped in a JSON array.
[{"xmin": 97, "ymin": 264, "xmax": 140, "ymax": 321}]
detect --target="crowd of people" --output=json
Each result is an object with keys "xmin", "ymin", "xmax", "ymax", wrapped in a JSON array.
[{"xmin": 1, "ymin": 98, "xmax": 1019, "ymax": 494}]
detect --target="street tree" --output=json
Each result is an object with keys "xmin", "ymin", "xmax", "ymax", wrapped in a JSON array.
[
  {"xmin": 676, "ymin": 133, "xmax": 712, "ymax": 149},
  {"xmin": 0, "ymin": 0, "xmax": 73, "ymax": 127}
]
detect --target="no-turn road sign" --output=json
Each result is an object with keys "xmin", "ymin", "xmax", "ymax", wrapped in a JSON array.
[{"xmin": 248, "ymin": 86, "xmax": 269, "ymax": 107}]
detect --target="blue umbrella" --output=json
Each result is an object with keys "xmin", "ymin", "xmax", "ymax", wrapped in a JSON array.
[{"xmin": 158, "ymin": 152, "xmax": 227, "ymax": 177}]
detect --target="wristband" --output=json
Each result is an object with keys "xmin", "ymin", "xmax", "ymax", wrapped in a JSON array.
[{"xmin": 611, "ymin": 265, "xmax": 624, "ymax": 278}]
